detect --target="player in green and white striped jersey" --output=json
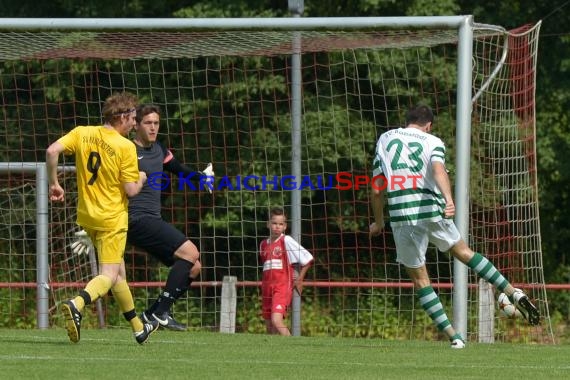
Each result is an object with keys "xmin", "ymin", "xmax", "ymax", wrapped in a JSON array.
[{"xmin": 369, "ymin": 104, "xmax": 540, "ymax": 348}]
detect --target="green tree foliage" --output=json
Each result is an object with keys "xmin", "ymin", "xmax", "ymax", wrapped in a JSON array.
[{"xmin": 0, "ymin": 0, "xmax": 193, "ymax": 18}]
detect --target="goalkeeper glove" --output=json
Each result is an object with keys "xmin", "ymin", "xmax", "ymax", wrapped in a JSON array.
[
  {"xmin": 201, "ymin": 162, "xmax": 215, "ymax": 193},
  {"xmin": 71, "ymin": 230, "xmax": 93, "ymax": 256}
]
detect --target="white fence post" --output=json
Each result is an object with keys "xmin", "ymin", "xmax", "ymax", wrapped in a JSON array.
[
  {"xmin": 478, "ymin": 280, "xmax": 495, "ymax": 343},
  {"xmin": 220, "ymin": 276, "xmax": 237, "ymax": 333}
]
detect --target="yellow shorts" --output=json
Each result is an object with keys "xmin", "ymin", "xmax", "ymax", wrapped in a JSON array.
[{"xmin": 84, "ymin": 227, "xmax": 127, "ymax": 264}]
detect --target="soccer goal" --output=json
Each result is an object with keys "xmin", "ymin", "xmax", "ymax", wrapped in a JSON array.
[{"xmin": 0, "ymin": 16, "xmax": 552, "ymax": 343}]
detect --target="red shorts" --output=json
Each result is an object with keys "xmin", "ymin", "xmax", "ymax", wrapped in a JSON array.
[{"xmin": 261, "ymin": 284, "xmax": 292, "ymax": 320}]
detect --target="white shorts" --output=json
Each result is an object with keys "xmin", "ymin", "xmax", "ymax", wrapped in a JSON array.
[{"xmin": 392, "ymin": 219, "xmax": 461, "ymax": 268}]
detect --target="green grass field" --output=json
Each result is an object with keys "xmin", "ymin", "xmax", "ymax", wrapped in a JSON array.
[{"xmin": 1, "ymin": 328, "xmax": 568, "ymax": 379}]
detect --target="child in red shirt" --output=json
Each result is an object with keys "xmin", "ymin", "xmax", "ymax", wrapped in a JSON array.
[{"xmin": 259, "ymin": 206, "xmax": 314, "ymax": 335}]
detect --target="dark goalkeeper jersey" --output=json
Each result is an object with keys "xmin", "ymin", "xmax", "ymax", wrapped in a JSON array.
[
  {"xmin": 129, "ymin": 141, "xmax": 171, "ymax": 221},
  {"xmin": 128, "ymin": 140, "xmax": 205, "ymax": 222}
]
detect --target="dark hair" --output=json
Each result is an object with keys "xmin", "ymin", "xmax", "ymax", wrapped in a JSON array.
[
  {"xmin": 405, "ymin": 104, "xmax": 434, "ymax": 127},
  {"xmin": 136, "ymin": 104, "xmax": 161, "ymax": 124},
  {"xmin": 269, "ymin": 206, "xmax": 287, "ymax": 220}
]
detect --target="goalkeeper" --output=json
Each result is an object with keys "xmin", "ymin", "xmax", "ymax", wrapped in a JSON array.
[{"xmin": 73, "ymin": 103, "xmax": 214, "ymax": 331}]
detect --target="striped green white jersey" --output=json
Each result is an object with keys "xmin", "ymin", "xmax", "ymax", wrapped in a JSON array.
[{"xmin": 372, "ymin": 127, "xmax": 446, "ymax": 226}]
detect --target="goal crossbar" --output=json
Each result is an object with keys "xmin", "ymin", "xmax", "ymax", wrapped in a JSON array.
[{"xmin": 0, "ymin": 16, "xmax": 473, "ymax": 31}]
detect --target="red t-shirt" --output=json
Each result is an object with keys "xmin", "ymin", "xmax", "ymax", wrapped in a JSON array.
[{"xmin": 259, "ymin": 234, "xmax": 314, "ymax": 319}]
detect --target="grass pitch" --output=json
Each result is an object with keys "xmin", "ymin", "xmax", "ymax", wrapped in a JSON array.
[{"xmin": 0, "ymin": 328, "xmax": 568, "ymax": 379}]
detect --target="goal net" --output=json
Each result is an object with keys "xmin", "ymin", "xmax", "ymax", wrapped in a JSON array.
[{"xmin": 0, "ymin": 17, "xmax": 552, "ymax": 343}]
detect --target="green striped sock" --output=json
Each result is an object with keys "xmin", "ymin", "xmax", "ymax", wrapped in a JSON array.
[
  {"xmin": 417, "ymin": 286, "xmax": 451, "ymax": 332},
  {"xmin": 451, "ymin": 333, "xmax": 463, "ymax": 342},
  {"xmin": 467, "ymin": 252, "xmax": 509, "ymax": 292}
]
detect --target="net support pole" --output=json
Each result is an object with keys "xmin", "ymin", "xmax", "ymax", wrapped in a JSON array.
[
  {"xmin": 289, "ymin": 0, "xmax": 304, "ymax": 337},
  {"xmin": 35, "ymin": 163, "xmax": 50, "ymax": 329},
  {"xmin": 452, "ymin": 17, "xmax": 474, "ymax": 340},
  {"xmin": 0, "ymin": 163, "xmax": 76, "ymax": 329}
]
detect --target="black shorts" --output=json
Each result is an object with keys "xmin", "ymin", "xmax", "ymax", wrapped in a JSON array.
[{"xmin": 127, "ymin": 216, "xmax": 188, "ymax": 267}]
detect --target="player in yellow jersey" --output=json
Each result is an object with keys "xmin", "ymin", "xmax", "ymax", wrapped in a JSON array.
[{"xmin": 46, "ymin": 92, "xmax": 159, "ymax": 344}]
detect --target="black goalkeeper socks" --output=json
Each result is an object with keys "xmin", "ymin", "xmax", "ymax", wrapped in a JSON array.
[{"xmin": 153, "ymin": 259, "xmax": 193, "ymax": 314}]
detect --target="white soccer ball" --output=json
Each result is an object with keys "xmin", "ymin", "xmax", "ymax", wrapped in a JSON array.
[{"xmin": 497, "ymin": 292, "xmax": 522, "ymax": 318}]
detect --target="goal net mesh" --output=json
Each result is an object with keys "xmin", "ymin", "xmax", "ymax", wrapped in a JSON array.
[{"xmin": 0, "ymin": 21, "xmax": 551, "ymax": 343}]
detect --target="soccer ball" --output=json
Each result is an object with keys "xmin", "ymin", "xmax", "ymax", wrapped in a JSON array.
[{"xmin": 497, "ymin": 292, "xmax": 522, "ymax": 318}]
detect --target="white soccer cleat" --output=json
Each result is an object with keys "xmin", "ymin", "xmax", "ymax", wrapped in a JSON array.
[{"xmin": 450, "ymin": 338, "xmax": 465, "ymax": 349}]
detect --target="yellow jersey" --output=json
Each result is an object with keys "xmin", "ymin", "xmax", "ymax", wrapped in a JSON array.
[{"xmin": 58, "ymin": 126, "xmax": 139, "ymax": 230}]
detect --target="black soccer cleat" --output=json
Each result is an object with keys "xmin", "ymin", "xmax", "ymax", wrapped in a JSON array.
[
  {"xmin": 140, "ymin": 310, "xmax": 155, "ymax": 324},
  {"xmin": 134, "ymin": 319, "xmax": 160, "ymax": 344},
  {"xmin": 151, "ymin": 311, "xmax": 187, "ymax": 331},
  {"xmin": 511, "ymin": 288, "xmax": 540, "ymax": 326},
  {"xmin": 61, "ymin": 300, "xmax": 82, "ymax": 343}
]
